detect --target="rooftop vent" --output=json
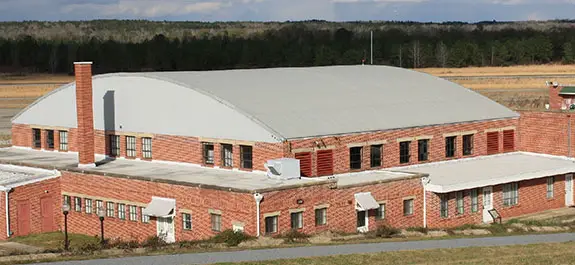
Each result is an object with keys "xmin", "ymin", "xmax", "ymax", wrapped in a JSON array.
[{"xmin": 265, "ymin": 158, "xmax": 300, "ymax": 180}]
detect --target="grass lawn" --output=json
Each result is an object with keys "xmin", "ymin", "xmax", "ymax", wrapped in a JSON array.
[
  {"xmin": 9, "ymin": 232, "xmax": 99, "ymax": 250},
  {"xmin": 216, "ymin": 241, "xmax": 575, "ymax": 265}
]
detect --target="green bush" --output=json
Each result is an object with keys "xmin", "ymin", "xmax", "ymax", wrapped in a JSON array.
[
  {"xmin": 276, "ymin": 230, "xmax": 310, "ymax": 244},
  {"xmin": 211, "ymin": 229, "xmax": 253, "ymax": 247},
  {"xmin": 142, "ymin": 235, "xmax": 167, "ymax": 250}
]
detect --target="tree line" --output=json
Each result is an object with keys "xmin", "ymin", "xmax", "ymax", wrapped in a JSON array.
[{"xmin": 2, "ymin": 24, "xmax": 575, "ymax": 74}]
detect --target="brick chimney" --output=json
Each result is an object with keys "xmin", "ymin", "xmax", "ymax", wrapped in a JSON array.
[
  {"xmin": 74, "ymin": 62, "xmax": 96, "ymax": 168},
  {"xmin": 548, "ymin": 81, "xmax": 563, "ymax": 110}
]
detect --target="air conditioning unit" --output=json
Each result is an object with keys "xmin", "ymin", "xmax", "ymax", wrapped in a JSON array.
[{"xmin": 265, "ymin": 158, "xmax": 300, "ymax": 180}]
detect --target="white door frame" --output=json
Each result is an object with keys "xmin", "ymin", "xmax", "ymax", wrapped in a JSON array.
[
  {"xmin": 566, "ymin": 174, "xmax": 574, "ymax": 206},
  {"xmin": 482, "ymin": 186, "xmax": 494, "ymax": 223},
  {"xmin": 156, "ymin": 216, "xmax": 176, "ymax": 243},
  {"xmin": 356, "ymin": 210, "xmax": 369, "ymax": 233}
]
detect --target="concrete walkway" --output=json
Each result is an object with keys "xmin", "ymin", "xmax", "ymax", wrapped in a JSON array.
[{"xmin": 34, "ymin": 233, "xmax": 575, "ymax": 265}]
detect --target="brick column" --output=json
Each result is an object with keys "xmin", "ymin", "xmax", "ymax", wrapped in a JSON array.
[
  {"xmin": 549, "ymin": 84, "xmax": 563, "ymax": 110},
  {"xmin": 74, "ymin": 62, "xmax": 96, "ymax": 167},
  {"xmin": 214, "ymin": 143, "xmax": 222, "ymax": 167}
]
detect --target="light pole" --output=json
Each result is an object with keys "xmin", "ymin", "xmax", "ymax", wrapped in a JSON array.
[
  {"xmin": 97, "ymin": 206, "xmax": 105, "ymax": 247},
  {"xmin": 62, "ymin": 204, "xmax": 70, "ymax": 251}
]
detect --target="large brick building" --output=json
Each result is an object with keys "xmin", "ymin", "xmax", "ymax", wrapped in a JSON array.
[{"xmin": 1, "ymin": 62, "xmax": 574, "ymax": 242}]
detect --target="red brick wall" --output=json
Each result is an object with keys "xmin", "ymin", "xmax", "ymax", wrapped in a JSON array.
[
  {"xmin": 260, "ymin": 178, "xmax": 424, "ymax": 235},
  {"xmin": 60, "ymin": 171, "xmax": 255, "ymax": 242},
  {"xmin": 518, "ymin": 111, "xmax": 575, "ymax": 156},
  {"xmin": 74, "ymin": 63, "xmax": 95, "ymax": 165},
  {"xmin": 288, "ymin": 118, "xmax": 518, "ymax": 176},
  {"xmin": 426, "ymin": 174, "xmax": 567, "ymax": 228},
  {"xmin": 1, "ymin": 178, "xmax": 61, "ymax": 240}
]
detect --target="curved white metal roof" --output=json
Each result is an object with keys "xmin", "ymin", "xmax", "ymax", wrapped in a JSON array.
[{"xmin": 12, "ymin": 65, "xmax": 518, "ymax": 142}]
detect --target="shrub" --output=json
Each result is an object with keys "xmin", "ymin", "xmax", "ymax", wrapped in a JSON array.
[
  {"xmin": 142, "ymin": 235, "xmax": 167, "ymax": 250},
  {"xmin": 373, "ymin": 224, "xmax": 400, "ymax": 238},
  {"xmin": 115, "ymin": 240, "xmax": 140, "ymax": 250},
  {"xmin": 406, "ymin": 227, "xmax": 428, "ymax": 234},
  {"xmin": 276, "ymin": 230, "xmax": 310, "ymax": 244},
  {"xmin": 211, "ymin": 229, "xmax": 253, "ymax": 247},
  {"xmin": 73, "ymin": 242, "xmax": 102, "ymax": 254}
]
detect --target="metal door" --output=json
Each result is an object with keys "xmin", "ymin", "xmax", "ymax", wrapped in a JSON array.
[{"xmin": 17, "ymin": 200, "xmax": 31, "ymax": 236}]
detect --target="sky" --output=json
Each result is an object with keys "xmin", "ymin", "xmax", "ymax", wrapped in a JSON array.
[{"xmin": 1, "ymin": 0, "xmax": 575, "ymax": 22}]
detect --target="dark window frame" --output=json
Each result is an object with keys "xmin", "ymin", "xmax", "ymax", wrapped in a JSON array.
[
  {"xmin": 290, "ymin": 211, "xmax": 304, "ymax": 230},
  {"xmin": 182, "ymin": 213, "xmax": 192, "ymax": 230},
  {"xmin": 462, "ymin": 134, "xmax": 474, "ymax": 156},
  {"xmin": 349, "ymin": 146, "xmax": 363, "ymax": 170},
  {"xmin": 418, "ymin": 139, "xmax": 429, "ymax": 161},
  {"xmin": 129, "ymin": 205, "xmax": 138, "ymax": 221},
  {"xmin": 118, "ymin": 203, "xmax": 126, "ymax": 220},
  {"xmin": 202, "ymin": 142, "xmax": 214, "ymax": 165},
  {"xmin": 59, "ymin": 130, "xmax": 68, "ymax": 151},
  {"xmin": 126, "ymin": 136, "xmax": 136, "ymax": 158},
  {"xmin": 315, "ymin": 208, "xmax": 327, "ymax": 226},
  {"xmin": 376, "ymin": 203, "xmax": 386, "ymax": 220},
  {"xmin": 399, "ymin": 141, "xmax": 411, "ymax": 164},
  {"xmin": 370, "ymin": 145, "xmax": 382, "ymax": 168},
  {"xmin": 221, "ymin": 144, "xmax": 233, "ymax": 167},
  {"xmin": 45, "ymin": 130, "xmax": 54, "ymax": 149},
  {"xmin": 445, "ymin": 136, "xmax": 456, "ymax": 158},
  {"xmin": 32, "ymin": 128, "xmax": 41, "ymax": 148},
  {"xmin": 240, "ymin": 145, "xmax": 253, "ymax": 169},
  {"xmin": 440, "ymin": 194, "xmax": 449, "ymax": 218},
  {"xmin": 109, "ymin": 135, "xmax": 120, "ymax": 157},
  {"xmin": 264, "ymin": 215, "xmax": 278, "ymax": 234},
  {"xmin": 403, "ymin": 199, "xmax": 414, "ymax": 216},
  {"xmin": 85, "ymin": 198, "xmax": 93, "ymax": 214},
  {"xmin": 456, "ymin": 191, "xmax": 464, "ymax": 215},
  {"xmin": 142, "ymin": 137, "xmax": 152, "ymax": 159},
  {"xmin": 210, "ymin": 213, "xmax": 222, "ymax": 232},
  {"xmin": 470, "ymin": 189, "xmax": 479, "ymax": 213}
]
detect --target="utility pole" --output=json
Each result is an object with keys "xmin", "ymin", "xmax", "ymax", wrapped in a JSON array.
[{"xmin": 370, "ymin": 31, "xmax": 373, "ymax": 65}]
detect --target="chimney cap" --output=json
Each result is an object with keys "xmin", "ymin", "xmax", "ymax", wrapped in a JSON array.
[{"xmin": 74, "ymin": 61, "xmax": 93, "ymax": 65}]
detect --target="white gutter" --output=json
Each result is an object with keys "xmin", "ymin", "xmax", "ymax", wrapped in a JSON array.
[
  {"xmin": 253, "ymin": 193, "xmax": 263, "ymax": 237},
  {"xmin": 421, "ymin": 177, "xmax": 430, "ymax": 228},
  {"xmin": 2, "ymin": 187, "xmax": 11, "ymax": 238}
]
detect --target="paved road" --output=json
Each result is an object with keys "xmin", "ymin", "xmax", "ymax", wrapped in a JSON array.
[{"xmin": 34, "ymin": 233, "xmax": 575, "ymax": 265}]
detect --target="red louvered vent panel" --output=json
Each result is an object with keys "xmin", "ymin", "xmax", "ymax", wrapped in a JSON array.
[
  {"xmin": 486, "ymin": 131, "xmax": 500, "ymax": 155},
  {"xmin": 295, "ymin": 152, "xmax": 312, "ymax": 177},
  {"xmin": 503, "ymin": 130, "xmax": 515, "ymax": 152},
  {"xmin": 316, "ymin": 150, "xmax": 334, "ymax": 177}
]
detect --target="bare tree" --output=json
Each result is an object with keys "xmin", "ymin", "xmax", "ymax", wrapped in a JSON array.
[
  {"xmin": 410, "ymin": 40, "xmax": 420, "ymax": 68},
  {"xmin": 436, "ymin": 41, "xmax": 448, "ymax": 68}
]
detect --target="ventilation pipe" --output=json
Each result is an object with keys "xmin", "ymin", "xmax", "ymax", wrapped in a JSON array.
[
  {"xmin": 253, "ymin": 193, "xmax": 263, "ymax": 237},
  {"xmin": 421, "ymin": 177, "xmax": 430, "ymax": 228}
]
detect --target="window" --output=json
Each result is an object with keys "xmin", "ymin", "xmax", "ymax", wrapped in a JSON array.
[
  {"xmin": 503, "ymin": 182, "xmax": 519, "ymax": 206},
  {"xmin": 96, "ymin": 200, "xmax": 103, "ymax": 214},
  {"xmin": 440, "ymin": 194, "xmax": 449, "ymax": 218},
  {"xmin": 85, "ymin": 199, "xmax": 93, "ymax": 214},
  {"xmin": 264, "ymin": 216, "xmax": 278, "ymax": 234},
  {"xmin": 106, "ymin": 202, "xmax": 115, "ymax": 217},
  {"xmin": 290, "ymin": 211, "xmax": 303, "ymax": 229},
  {"xmin": 370, "ymin": 145, "xmax": 382, "ymax": 168},
  {"xmin": 59, "ymin": 131, "xmax": 68, "ymax": 151},
  {"xmin": 118, "ymin": 204, "xmax": 126, "ymax": 220},
  {"xmin": 418, "ymin": 139, "xmax": 429, "ymax": 161},
  {"xmin": 32, "ymin": 128, "xmax": 41, "ymax": 148},
  {"xmin": 240, "ymin": 145, "xmax": 253, "ymax": 169},
  {"xmin": 456, "ymin": 191, "xmax": 464, "ymax": 215},
  {"xmin": 203, "ymin": 142, "xmax": 214, "ymax": 165},
  {"xmin": 74, "ymin": 197, "xmax": 82, "ymax": 212},
  {"xmin": 296, "ymin": 152, "xmax": 312, "ymax": 177},
  {"xmin": 445, "ymin": 136, "xmax": 456, "ymax": 158},
  {"xmin": 129, "ymin": 205, "xmax": 137, "ymax": 221},
  {"xmin": 547, "ymin": 177, "xmax": 554, "ymax": 199},
  {"xmin": 182, "ymin": 213, "xmax": 192, "ymax": 230},
  {"xmin": 63, "ymin": 195, "xmax": 71, "ymax": 207},
  {"xmin": 46, "ymin": 130, "xmax": 54, "ymax": 149},
  {"xmin": 462, "ymin": 134, "xmax": 473, "ymax": 156},
  {"xmin": 109, "ymin": 135, "xmax": 120, "ymax": 157},
  {"xmin": 487, "ymin": 131, "xmax": 499, "ymax": 155},
  {"xmin": 211, "ymin": 213, "xmax": 222, "ymax": 231},
  {"xmin": 142, "ymin": 137, "xmax": 152, "ymax": 159},
  {"xmin": 399, "ymin": 141, "xmax": 411, "ymax": 164},
  {"xmin": 315, "ymin": 208, "xmax": 327, "ymax": 226},
  {"xmin": 503, "ymin": 130, "xmax": 515, "ymax": 152},
  {"xmin": 470, "ymin": 189, "xmax": 478, "ymax": 213},
  {"xmin": 403, "ymin": 199, "xmax": 414, "ymax": 216},
  {"xmin": 376, "ymin": 203, "xmax": 386, "ymax": 220},
  {"xmin": 141, "ymin": 207, "xmax": 150, "ymax": 223},
  {"xmin": 349, "ymin": 147, "xmax": 362, "ymax": 170},
  {"xmin": 126, "ymin": 136, "xmax": 136, "ymax": 157},
  {"xmin": 221, "ymin": 144, "xmax": 233, "ymax": 167}
]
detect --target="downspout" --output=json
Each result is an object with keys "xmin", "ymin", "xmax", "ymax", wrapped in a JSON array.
[
  {"xmin": 4, "ymin": 188, "xmax": 12, "ymax": 238},
  {"xmin": 253, "ymin": 193, "xmax": 263, "ymax": 237},
  {"xmin": 421, "ymin": 177, "xmax": 430, "ymax": 228},
  {"xmin": 569, "ymin": 115, "xmax": 572, "ymax": 157}
]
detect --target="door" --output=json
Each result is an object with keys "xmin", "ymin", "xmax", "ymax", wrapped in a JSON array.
[
  {"xmin": 566, "ymin": 174, "xmax": 574, "ymax": 206},
  {"xmin": 40, "ymin": 196, "xmax": 55, "ymax": 232},
  {"xmin": 156, "ymin": 217, "xmax": 175, "ymax": 243},
  {"xmin": 356, "ymin": 210, "xmax": 368, "ymax": 233},
  {"xmin": 16, "ymin": 200, "xmax": 31, "ymax": 236},
  {"xmin": 482, "ymin": 187, "xmax": 494, "ymax": 223}
]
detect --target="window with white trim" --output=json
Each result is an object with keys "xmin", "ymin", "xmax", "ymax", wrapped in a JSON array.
[
  {"xmin": 221, "ymin": 144, "xmax": 233, "ymax": 167},
  {"xmin": 63, "ymin": 195, "xmax": 71, "ymax": 207},
  {"xmin": 142, "ymin": 137, "xmax": 152, "ymax": 159},
  {"xmin": 265, "ymin": 215, "xmax": 278, "ymax": 234},
  {"xmin": 74, "ymin": 197, "xmax": 82, "ymax": 212},
  {"xmin": 182, "ymin": 213, "xmax": 192, "ymax": 230},
  {"xmin": 547, "ymin": 177, "xmax": 554, "ymax": 199},
  {"xmin": 503, "ymin": 182, "xmax": 519, "ymax": 206},
  {"xmin": 141, "ymin": 207, "xmax": 150, "ymax": 223},
  {"xmin": 403, "ymin": 199, "xmax": 414, "ymax": 216},
  {"xmin": 59, "ymin": 131, "xmax": 68, "ymax": 151},
  {"xmin": 376, "ymin": 203, "xmax": 386, "ymax": 220},
  {"xmin": 203, "ymin": 142, "xmax": 214, "ymax": 165},
  {"xmin": 129, "ymin": 205, "xmax": 137, "ymax": 221},
  {"xmin": 126, "ymin": 136, "xmax": 136, "ymax": 157},
  {"xmin": 315, "ymin": 208, "xmax": 327, "ymax": 226},
  {"xmin": 290, "ymin": 211, "xmax": 304, "ymax": 229},
  {"xmin": 440, "ymin": 194, "xmax": 449, "ymax": 218},
  {"xmin": 85, "ymin": 199, "xmax": 93, "ymax": 214},
  {"xmin": 211, "ymin": 213, "xmax": 222, "ymax": 231},
  {"xmin": 96, "ymin": 200, "xmax": 103, "ymax": 214},
  {"xmin": 470, "ymin": 189, "xmax": 478, "ymax": 213},
  {"xmin": 456, "ymin": 191, "xmax": 464, "ymax": 215},
  {"xmin": 106, "ymin": 202, "xmax": 115, "ymax": 217},
  {"xmin": 118, "ymin": 203, "xmax": 126, "ymax": 220}
]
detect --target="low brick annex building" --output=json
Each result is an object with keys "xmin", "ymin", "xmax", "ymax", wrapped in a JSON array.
[{"xmin": 0, "ymin": 62, "xmax": 574, "ymax": 242}]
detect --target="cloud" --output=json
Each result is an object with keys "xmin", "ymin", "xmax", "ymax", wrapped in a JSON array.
[{"xmin": 61, "ymin": 0, "xmax": 228, "ymax": 18}]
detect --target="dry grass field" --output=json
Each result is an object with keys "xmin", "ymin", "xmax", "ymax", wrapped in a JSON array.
[
  {"xmin": 419, "ymin": 64, "xmax": 575, "ymax": 76},
  {"xmin": 0, "ymin": 74, "xmax": 72, "ymax": 84}
]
